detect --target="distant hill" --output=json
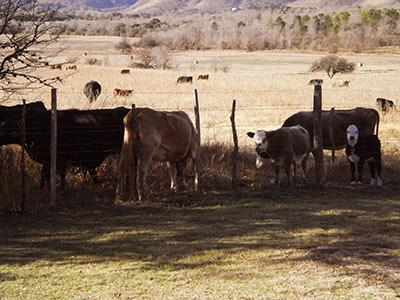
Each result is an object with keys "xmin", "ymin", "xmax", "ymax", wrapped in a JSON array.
[
  {"xmin": 39, "ymin": 0, "xmax": 138, "ymax": 10},
  {"xmin": 39, "ymin": 0, "xmax": 400, "ymax": 14},
  {"xmin": 290, "ymin": 0, "xmax": 400, "ymax": 9}
]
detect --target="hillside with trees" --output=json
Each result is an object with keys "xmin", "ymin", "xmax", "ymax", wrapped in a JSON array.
[{"xmin": 55, "ymin": 7, "xmax": 400, "ymax": 54}]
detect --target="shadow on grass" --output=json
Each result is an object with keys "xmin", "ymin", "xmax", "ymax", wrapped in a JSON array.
[{"xmin": 1, "ymin": 185, "xmax": 400, "ymax": 291}]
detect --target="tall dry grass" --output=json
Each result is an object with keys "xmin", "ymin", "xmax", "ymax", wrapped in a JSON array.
[{"xmin": 2, "ymin": 49, "xmax": 400, "ymax": 212}]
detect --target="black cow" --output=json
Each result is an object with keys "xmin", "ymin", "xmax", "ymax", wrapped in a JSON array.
[
  {"xmin": 177, "ymin": 76, "xmax": 193, "ymax": 84},
  {"xmin": 376, "ymin": 98, "xmax": 396, "ymax": 114},
  {"xmin": 308, "ymin": 79, "xmax": 323, "ymax": 85},
  {"xmin": 0, "ymin": 105, "xmax": 129, "ymax": 187},
  {"xmin": 83, "ymin": 80, "xmax": 102, "ymax": 104},
  {"xmin": 282, "ymin": 107, "xmax": 380, "ymax": 150},
  {"xmin": 345, "ymin": 124, "xmax": 383, "ymax": 186}
]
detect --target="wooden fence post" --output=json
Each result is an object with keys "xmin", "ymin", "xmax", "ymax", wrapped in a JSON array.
[
  {"xmin": 230, "ymin": 99, "xmax": 238, "ymax": 188},
  {"xmin": 50, "ymin": 88, "xmax": 57, "ymax": 206},
  {"xmin": 328, "ymin": 107, "xmax": 335, "ymax": 163},
  {"xmin": 313, "ymin": 85, "xmax": 326, "ymax": 186},
  {"xmin": 193, "ymin": 89, "xmax": 201, "ymax": 192},
  {"xmin": 131, "ymin": 104, "xmax": 145, "ymax": 200},
  {"xmin": 20, "ymin": 99, "xmax": 26, "ymax": 212}
]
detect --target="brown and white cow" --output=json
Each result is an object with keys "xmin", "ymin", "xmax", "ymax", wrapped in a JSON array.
[
  {"xmin": 116, "ymin": 107, "xmax": 198, "ymax": 200},
  {"xmin": 247, "ymin": 125, "xmax": 311, "ymax": 186},
  {"xmin": 113, "ymin": 88, "xmax": 133, "ymax": 97},
  {"xmin": 333, "ymin": 80, "xmax": 350, "ymax": 87}
]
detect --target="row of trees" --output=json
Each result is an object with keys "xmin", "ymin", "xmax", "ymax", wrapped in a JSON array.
[{"xmin": 0, "ymin": 1, "xmax": 397, "ymax": 97}]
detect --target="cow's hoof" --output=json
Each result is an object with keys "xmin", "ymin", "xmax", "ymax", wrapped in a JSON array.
[
  {"xmin": 350, "ymin": 181, "xmax": 357, "ymax": 185},
  {"xmin": 377, "ymin": 178, "xmax": 383, "ymax": 186},
  {"xmin": 370, "ymin": 178, "xmax": 377, "ymax": 185},
  {"xmin": 270, "ymin": 178, "xmax": 277, "ymax": 184}
]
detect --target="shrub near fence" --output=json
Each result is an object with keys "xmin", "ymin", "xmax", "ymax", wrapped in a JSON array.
[{"xmin": 1, "ymin": 86, "xmax": 400, "ymax": 213}]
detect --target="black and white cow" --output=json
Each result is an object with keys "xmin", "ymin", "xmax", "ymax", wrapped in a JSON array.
[
  {"xmin": 345, "ymin": 124, "xmax": 383, "ymax": 186},
  {"xmin": 247, "ymin": 125, "xmax": 311, "ymax": 186}
]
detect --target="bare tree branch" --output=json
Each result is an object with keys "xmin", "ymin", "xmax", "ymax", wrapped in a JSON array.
[{"xmin": 0, "ymin": 0, "xmax": 67, "ymax": 100}]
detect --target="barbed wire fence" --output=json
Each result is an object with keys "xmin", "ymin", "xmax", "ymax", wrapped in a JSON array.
[{"xmin": 1, "ymin": 85, "xmax": 400, "ymax": 212}]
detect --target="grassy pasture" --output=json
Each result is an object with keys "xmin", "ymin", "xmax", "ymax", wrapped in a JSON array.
[
  {"xmin": 1, "ymin": 35, "xmax": 400, "ymax": 299},
  {"xmin": 1, "ymin": 189, "xmax": 400, "ymax": 299},
  {"xmin": 1, "ymin": 36, "xmax": 400, "ymax": 205}
]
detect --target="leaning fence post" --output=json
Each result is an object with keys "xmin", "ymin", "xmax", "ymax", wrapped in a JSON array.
[
  {"xmin": 313, "ymin": 85, "xmax": 326, "ymax": 186},
  {"xmin": 20, "ymin": 99, "xmax": 26, "ymax": 212},
  {"xmin": 230, "ymin": 99, "xmax": 238, "ymax": 188},
  {"xmin": 131, "ymin": 104, "xmax": 145, "ymax": 200},
  {"xmin": 193, "ymin": 89, "xmax": 201, "ymax": 192},
  {"xmin": 328, "ymin": 107, "xmax": 335, "ymax": 163},
  {"xmin": 50, "ymin": 88, "xmax": 57, "ymax": 206}
]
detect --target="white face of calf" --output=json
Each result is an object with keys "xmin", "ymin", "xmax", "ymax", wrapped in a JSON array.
[
  {"xmin": 346, "ymin": 124, "xmax": 359, "ymax": 147},
  {"xmin": 247, "ymin": 130, "xmax": 270, "ymax": 169}
]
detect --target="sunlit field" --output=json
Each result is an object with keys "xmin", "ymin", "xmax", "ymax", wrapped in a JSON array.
[
  {"xmin": 1, "ymin": 36, "xmax": 400, "ymax": 300},
  {"xmin": 5, "ymin": 36, "xmax": 400, "ymax": 149}
]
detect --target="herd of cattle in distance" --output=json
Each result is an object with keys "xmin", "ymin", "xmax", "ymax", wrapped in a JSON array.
[
  {"xmin": 0, "ymin": 95, "xmax": 385, "ymax": 200},
  {"xmin": 81, "ymin": 73, "xmax": 210, "ymax": 104}
]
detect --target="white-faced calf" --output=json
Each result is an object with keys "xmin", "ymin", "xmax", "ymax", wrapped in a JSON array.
[
  {"xmin": 247, "ymin": 125, "xmax": 311, "ymax": 186},
  {"xmin": 346, "ymin": 124, "xmax": 383, "ymax": 186}
]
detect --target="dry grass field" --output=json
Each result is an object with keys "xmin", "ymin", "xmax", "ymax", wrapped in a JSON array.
[{"xmin": 1, "ymin": 35, "xmax": 400, "ymax": 300}]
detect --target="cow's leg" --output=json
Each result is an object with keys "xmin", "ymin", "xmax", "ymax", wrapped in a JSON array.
[
  {"xmin": 137, "ymin": 150, "xmax": 155, "ymax": 201},
  {"xmin": 375, "ymin": 155, "xmax": 383, "ymax": 186},
  {"xmin": 40, "ymin": 164, "xmax": 50, "ymax": 188},
  {"xmin": 367, "ymin": 159, "xmax": 377, "ymax": 185},
  {"xmin": 301, "ymin": 156, "xmax": 308, "ymax": 185},
  {"xmin": 285, "ymin": 160, "xmax": 291, "ymax": 187},
  {"xmin": 357, "ymin": 159, "xmax": 365, "ymax": 185},
  {"xmin": 88, "ymin": 169, "xmax": 99, "ymax": 184},
  {"xmin": 274, "ymin": 163, "xmax": 280, "ymax": 185},
  {"xmin": 348, "ymin": 161, "xmax": 357, "ymax": 185},
  {"xmin": 59, "ymin": 165, "xmax": 67, "ymax": 189},
  {"xmin": 167, "ymin": 161, "xmax": 179, "ymax": 192},
  {"xmin": 292, "ymin": 161, "xmax": 297, "ymax": 186}
]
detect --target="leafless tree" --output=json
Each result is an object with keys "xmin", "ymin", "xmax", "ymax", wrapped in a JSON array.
[
  {"xmin": 310, "ymin": 55, "xmax": 355, "ymax": 78},
  {"xmin": 152, "ymin": 45, "xmax": 171, "ymax": 70},
  {"xmin": 0, "ymin": 0, "xmax": 65, "ymax": 99},
  {"xmin": 134, "ymin": 48, "xmax": 155, "ymax": 68}
]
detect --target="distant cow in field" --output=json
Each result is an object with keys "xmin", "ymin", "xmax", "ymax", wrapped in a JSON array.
[
  {"xmin": 197, "ymin": 74, "xmax": 209, "ymax": 80},
  {"xmin": 66, "ymin": 64, "xmax": 77, "ymax": 70},
  {"xmin": 346, "ymin": 124, "xmax": 383, "ymax": 186},
  {"xmin": 83, "ymin": 80, "xmax": 102, "ymax": 104},
  {"xmin": 308, "ymin": 79, "xmax": 323, "ymax": 85},
  {"xmin": 247, "ymin": 125, "xmax": 311, "ymax": 186},
  {"xmin": 113, "ymin": 88, "xmax": 133, "ymax": 97},
  {"xmin": 116, "ymin": 107, "xmax": 198, "ymax": 200},
  {"xmin": 333, "ymin": 80, "xmax": 350, "ymax": 87},
  {"xmin": 177, "ymin": 76, "xmax": 193, "ymax": 84},
  {"xmin": 376, "ymin": 98, "xmax": 396, "ymax": 114},
  {"xmin": 121, "ymin": 69, "xmax": 130, "ymax": 74},
  {"xmin": 50, "ymin": 64, "xmax": 62, "ymax": 70}
]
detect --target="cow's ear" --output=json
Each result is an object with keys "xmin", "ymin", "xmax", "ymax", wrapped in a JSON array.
[{"xmin": 247, "ymin": 132, "xmax": 255, "ymax": 138}]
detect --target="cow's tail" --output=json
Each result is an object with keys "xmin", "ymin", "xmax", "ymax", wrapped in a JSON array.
[{"xmin": 375, "ymin": 109, "xmax": 380, "ymax": 137}]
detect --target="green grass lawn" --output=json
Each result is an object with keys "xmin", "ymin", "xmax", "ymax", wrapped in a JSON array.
[{"xmin": 1, "ymin": 187, "xmax": 400, "ymax": 300}]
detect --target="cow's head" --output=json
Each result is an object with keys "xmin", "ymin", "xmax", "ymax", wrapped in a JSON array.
[
  {"xmin": 346, "ymin": 124, "xmax": 359, "ymax": 147},
  {"xmin": 247, "ymin": 130, "xmax": 272, "ymax": 168}
]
